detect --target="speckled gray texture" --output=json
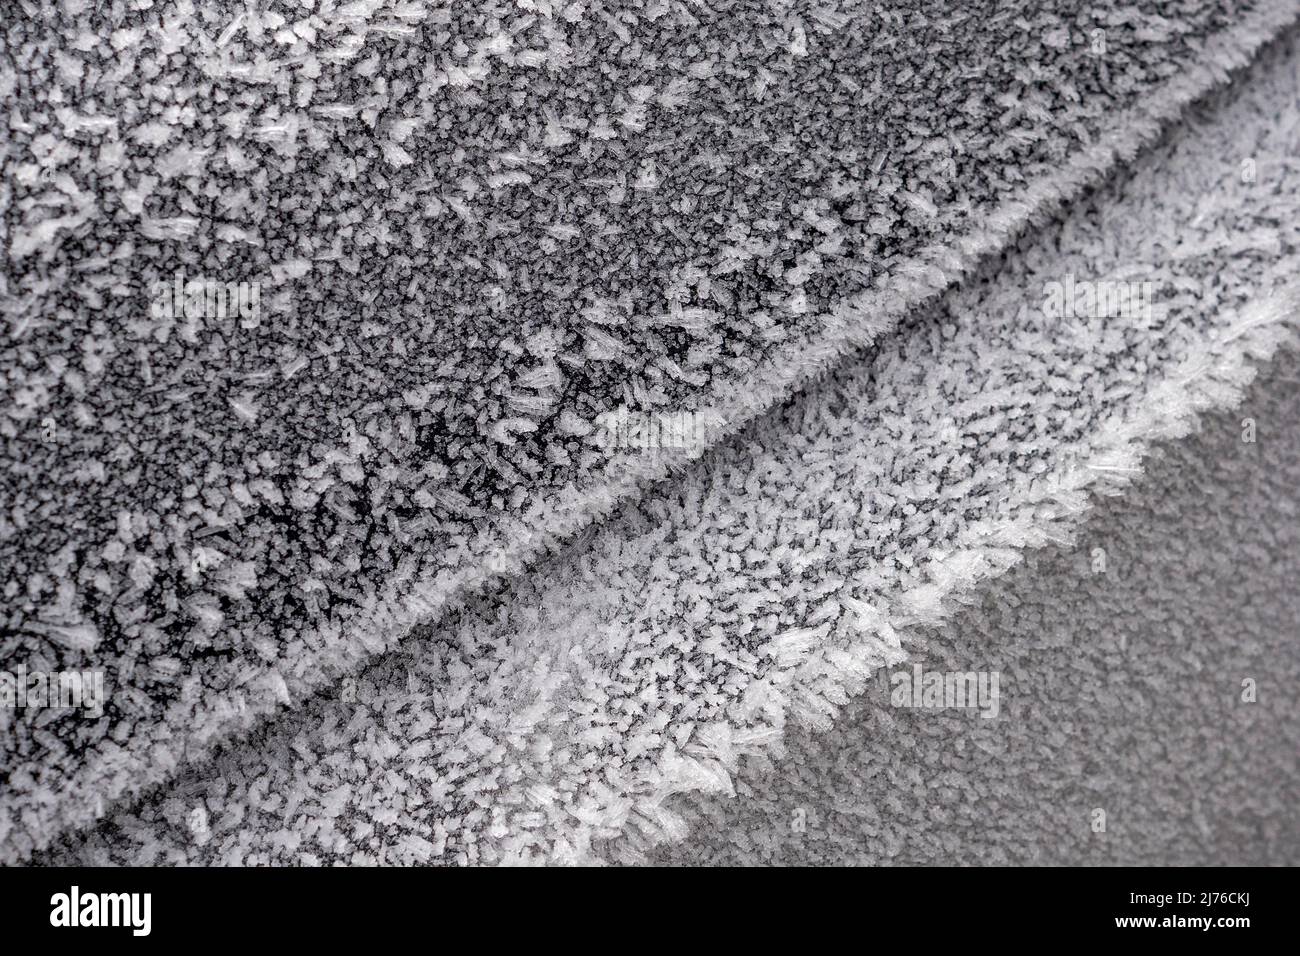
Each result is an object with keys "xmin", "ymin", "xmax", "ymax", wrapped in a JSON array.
[
  {"xmin": 10, "ymin": 0, "xmax": 1298, "ymax": 862},
  {"xmin": 32, "ymin": 20, "xmax": 1300, "ymax": 866},
  {"xmin": 654, "ymin": 352, "xmax": 1300, "ymax": 866}
]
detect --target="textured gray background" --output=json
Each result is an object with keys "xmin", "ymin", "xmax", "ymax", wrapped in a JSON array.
[
  {"xmin": 657, "ymin": 352, "xmax": 1300, "ymax": 865},
  {"xmin": 7, "ymin": 3, "xmax": 1300, "ymax": 866}
]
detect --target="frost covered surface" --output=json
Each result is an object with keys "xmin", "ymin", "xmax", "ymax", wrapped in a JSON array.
[
  {"xmin": 6, "ymin": 0, "xmax": 1297, "ymax": 859},
  {"xmin": 657, "ymin": 354, "xmax": 1300, "ymax": 866},
  {"xmin": 41, "ymin": 26, "xmax": 1300, "ymax": 865}
]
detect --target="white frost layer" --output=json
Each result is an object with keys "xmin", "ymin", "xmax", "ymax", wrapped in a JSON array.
[
  {"xmin": 47, "ymin": 27, "xmax": 1300, "ymax": 866},
  {"xmin": 8, "ymin": 0, "xmax": 1300, "ymax": 863}
]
